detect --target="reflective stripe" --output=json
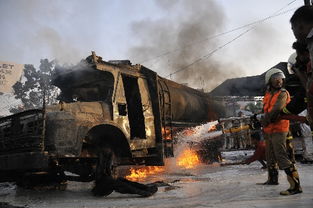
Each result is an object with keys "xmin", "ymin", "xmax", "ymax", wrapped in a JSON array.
[
  {"xmin": 282, "ymin": 107, "xmax": 292, "ymax": 114},
  {"xmin": 304, "ymin": 97, "xmax": 308, "ymax": 103}
]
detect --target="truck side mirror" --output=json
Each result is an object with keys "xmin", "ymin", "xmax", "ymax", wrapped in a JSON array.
[{"xmin": 118, "ymin": 103, "xmax": 127, "ymax": 116}]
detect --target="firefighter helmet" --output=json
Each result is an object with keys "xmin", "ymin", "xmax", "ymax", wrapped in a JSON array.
[
  {"xmin": 265, "ymin": 68, "xmax": 285, "ymax": 85},
  {"xmin": 287, "ymin": 53, "xmax": 297, "ymax": 74}
]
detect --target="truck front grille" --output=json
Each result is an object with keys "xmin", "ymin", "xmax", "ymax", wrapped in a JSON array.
[{"xmin": 0, "ymin": 109, "xmax": 45, "ymax": 154}]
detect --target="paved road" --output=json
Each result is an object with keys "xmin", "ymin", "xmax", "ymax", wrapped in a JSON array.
[{"xmin": 0, "ymin": 158, "xmax": 312, "ymax": 208}]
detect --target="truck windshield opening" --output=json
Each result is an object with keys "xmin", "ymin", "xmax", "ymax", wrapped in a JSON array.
[{"xmin": 55, "ymin": 70, "xmax": 114, "ymax": 103}]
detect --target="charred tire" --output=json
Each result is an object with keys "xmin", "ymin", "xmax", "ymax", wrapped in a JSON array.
[{"xmin": 95, "ymin": 147, "xmax": 118, "ymax": 182}]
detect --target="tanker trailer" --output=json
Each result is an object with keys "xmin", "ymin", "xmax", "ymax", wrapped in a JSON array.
[{"xmin": 160, "ymin": 78, "xmax": 217, "ymax": 125}]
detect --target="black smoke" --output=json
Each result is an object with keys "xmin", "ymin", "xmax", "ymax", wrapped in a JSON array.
[{"xmin": 128, "ymin": 0, "xmax": 245, "ymax": 91}]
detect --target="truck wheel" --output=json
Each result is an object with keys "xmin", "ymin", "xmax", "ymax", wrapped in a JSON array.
[{"xmin": 95, "ymin": 147, "xmax": 118, "ymax": 181}]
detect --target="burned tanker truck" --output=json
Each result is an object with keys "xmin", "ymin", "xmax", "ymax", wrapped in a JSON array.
[{"xmin": 0, "ymin": 52, "xmax": 221, "ymax": 185}]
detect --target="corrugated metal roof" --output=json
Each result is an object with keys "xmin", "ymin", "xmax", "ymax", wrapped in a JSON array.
[{"xmin": 209, "ymin": 62, "xmax": 295, "ymax": 96}]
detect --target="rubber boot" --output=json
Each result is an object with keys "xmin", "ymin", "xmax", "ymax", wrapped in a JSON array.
[
  {"xmin": 280, "ymin": 165, "xmax": 302, "ymax": 195},
  {"xmin": 257, "ymin": 166, "xmax": 278, "ymax": 185}
]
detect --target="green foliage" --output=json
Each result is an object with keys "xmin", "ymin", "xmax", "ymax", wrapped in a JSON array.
[{"xmin": 10, "ymin": 59, "xmax": 58, "ymax": 113}]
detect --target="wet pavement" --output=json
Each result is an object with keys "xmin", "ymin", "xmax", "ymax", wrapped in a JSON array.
[{"xmin": 0, "ymin": 158, "xmax": 312, "ymax": 208}]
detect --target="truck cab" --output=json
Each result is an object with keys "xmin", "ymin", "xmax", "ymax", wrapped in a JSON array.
[{"xmin": 0, "ymin": 52, "xmax": 168, "ymax": 183}]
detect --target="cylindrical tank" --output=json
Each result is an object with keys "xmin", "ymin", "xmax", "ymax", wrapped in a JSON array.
[{"xmin": 159, "ymin": 77, "xmax": 219, "ymax": 124}]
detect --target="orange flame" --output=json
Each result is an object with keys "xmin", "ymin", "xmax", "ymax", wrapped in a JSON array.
[
  {"xmin": 162, "ymin": 128, "xmax": 172, "ymax": 140},
  {"xmin": 183, "ymin": 128, "xmax": 196, "ymax": 136},
  {"xmin": 177, "ymin": 149, "xmax": 200, "ymax": 169},
  {"xmin": 126, "ymin": 166, "xmax": 165, "ymax": 181}
]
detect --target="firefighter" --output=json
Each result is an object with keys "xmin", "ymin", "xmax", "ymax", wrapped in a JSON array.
[
  {"xmin": 291, "ymin": 5, "xmax": 313, "ymax": 47},
  {"xmin": 284, "ymin": 6, "xmax": 313, "ymax": 162},
  {"xmin": 220, "ymin": 120, "xmax": 233, "ymax": 150},
  {"xmin": 282, "ymin": 48, "xmax": 309, "ymax": 117},
  {"xmin": 232, "ymin": 119, "xmax": 242, "ymax": 149},
  {"xmin": 290, "ymin": 5, "xmax": 313, "ymax": 123},
  {"xmin": 282, "ymin": 51, "xmax": 313, "ymax": 162},
  {"xmin": 260, "ymin": 68, "xmax": 302, "ymax": 195}
]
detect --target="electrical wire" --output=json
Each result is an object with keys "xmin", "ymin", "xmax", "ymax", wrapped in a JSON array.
[
  {"xmin": 164, "ymin": 5, "xmax": 299, "ymax": 78},
  {"xmin": 165, "ymin": 28, "xmax": 252, "ymax": 78},
  {"xmin": 139, "ymin": 0, "xmax": 299, "ymax": 66}
]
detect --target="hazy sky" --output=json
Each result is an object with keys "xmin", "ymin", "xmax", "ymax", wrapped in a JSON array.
[{"xmin": 0, "ymin": 0, "xmax": 305, "ymax": 91}]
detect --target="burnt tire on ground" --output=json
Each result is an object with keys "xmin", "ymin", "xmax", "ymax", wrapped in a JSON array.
[
  {"xmin": 95, "ymin": 147, "xmax": 118, "ymax": 181},
  {"xmin": 93, "ymin": 147, "xmax": 118, "ymax": 196}
]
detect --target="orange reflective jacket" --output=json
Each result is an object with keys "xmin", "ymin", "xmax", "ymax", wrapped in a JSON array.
[{"xmin": 263, "ymin": 89, "xmax": 290, "ymax": 134}]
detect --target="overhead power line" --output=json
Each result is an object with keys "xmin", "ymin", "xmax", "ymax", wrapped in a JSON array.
[
  {"xmin": 139, "ymin": 0, "xmax": 298, "ymax": 67},
  {"xmin": 164, "ymin": 5, "xmax": 298, "ymax": 78},
  {"xmin": 165, "ymin": 28, "xmax": 252, "ymax": 78}
]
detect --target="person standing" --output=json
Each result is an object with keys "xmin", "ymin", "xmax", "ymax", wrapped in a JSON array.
[
  {"xmin": 290, "ymin": 6, "xmax": 313, "ymax": 123},
  {"xmin": 261, "ymin": 68, "xmax": 302, "ymax": 195},
  {"xmin": 282, "ymin": 51, "xmax": 313, "ymax": 162},
  {"xmin": 288, "ymin": 6, "xmax": 313, "ymax": 162}
]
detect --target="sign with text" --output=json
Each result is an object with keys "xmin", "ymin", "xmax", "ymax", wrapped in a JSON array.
[{"xmin": 0, "ymin": 61, "xmax": 24, "ymax": 93}]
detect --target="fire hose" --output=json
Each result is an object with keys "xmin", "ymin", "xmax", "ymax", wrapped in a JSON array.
[
  {"xmin": 279, "ymin": 114, "xmax": 308, "ymax": 123},
  {"xmin": 252, "ymin": 113, "xmax": 308, "ymax": 125},
  {"xmin": 223, "ymin": 125, "xmax": 250, "ymax": 134}
]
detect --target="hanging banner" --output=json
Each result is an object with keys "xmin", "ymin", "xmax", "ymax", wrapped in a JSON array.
[{"xmin": 0, "ymin": 61, "xmax": 24, "ymax": 93}]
